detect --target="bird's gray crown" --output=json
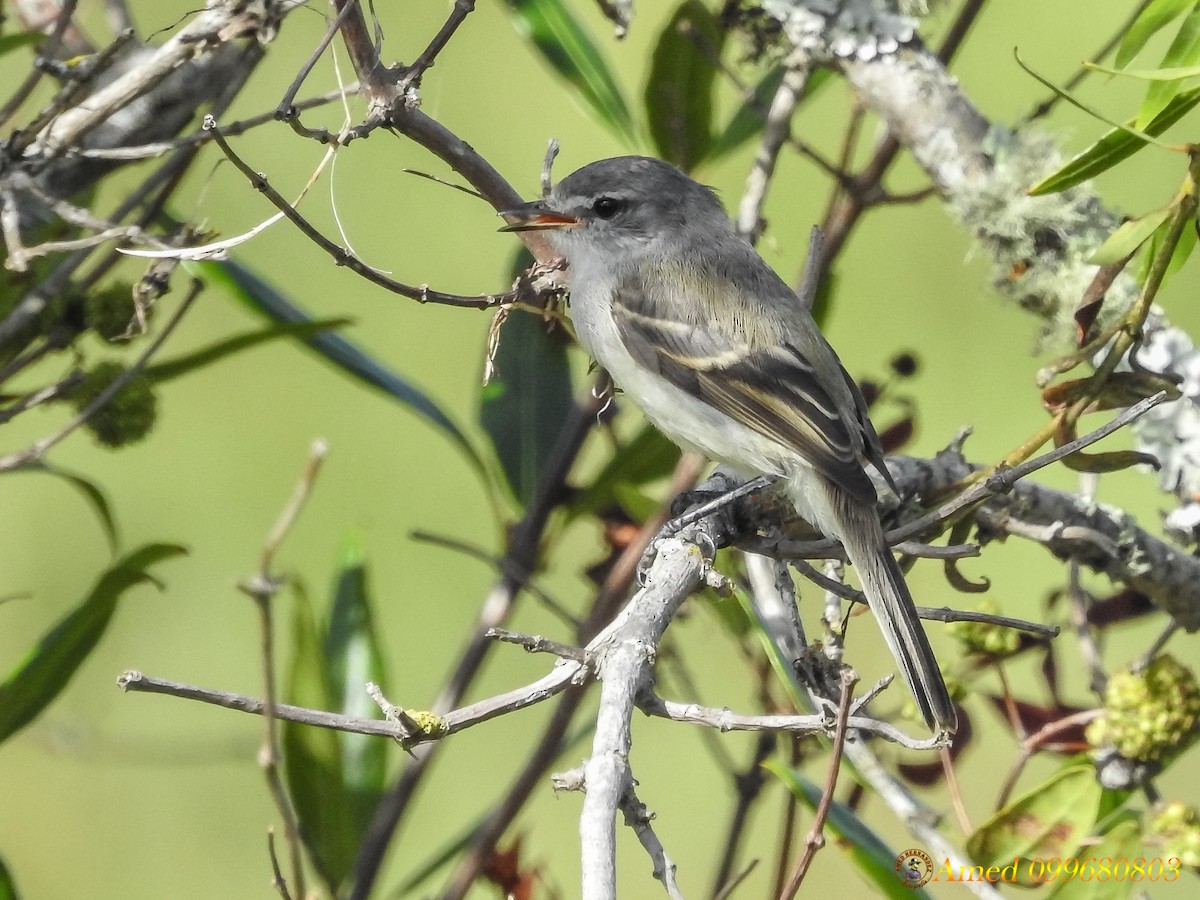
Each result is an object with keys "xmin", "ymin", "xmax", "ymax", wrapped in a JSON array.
[{"xmin": 549, "ymin": 156, "xmax": 729, "ymax": 240}]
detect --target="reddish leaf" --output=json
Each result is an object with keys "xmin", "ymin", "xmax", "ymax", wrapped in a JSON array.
[
  {"xmin": 482, "ymin": 836, "xmax": 540, "ymax": 900},
  {"xmin": 984, "ymin": 696, "xmax": 1092, "ymax": 751},
  {"xmin": 1086, "ymin": 588, "xmax": 1156, "ymax": 627}
]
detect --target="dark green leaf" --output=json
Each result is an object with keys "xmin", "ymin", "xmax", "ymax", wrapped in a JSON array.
[
  {"xmin": 284, "ymin": 583, "xmax": 356, "ymax": 894},
  {"xmin": 1138, "ymin": 4, "xmax": 1200, "ymax": 126},
  {"xmin": 145, "ymin": 318, "xmax": 349, "ymax": 383},
  {"xmin": 644, "ymin": 1, "xmax": 724, "ymax": 171},
  {"xmin": 0, "ymin": 851, "xmax": 19, "ymax": 900},
  {"xmin": 16, "ymin": 464, "xmax": 119, "ymax": 554},
  {"xmin": 766, "ymin": 762, "xmax": 932, "ymax": 900},
  {"xmin": 0, "ymin": 32, "xmax": 41, "ymax": 58},
  {"xmin": 0, "ymin": 543, "xmax": 186, "ymax": 743},
  {"xmin": 324, "ymin": 533, "xmax": 388, "ymax": 831},
  {"xmin": 569, "ymin": 423, "xmax": 681, "ymax": 520},
  {"xmin": 1028, "ymin": 86, "xmax": 1200, "ymax": 194},
  {"xmin": 479, "ymin": 309, "xmax": 573, "ymax": 509},
  {"xmin": 506, "ymin": 0, "xmax": 636, "ymax": 144},
  {"xmin": 708, "ymin": 67, "xmax": 833, "ymax": 161},
  {"xmin": 1116, "ymin": 0, "xmax": 1198, "ymax": 68},
  {"xmin": 200, "ymin": 260, "xmax": 489, "ymax": 481}
]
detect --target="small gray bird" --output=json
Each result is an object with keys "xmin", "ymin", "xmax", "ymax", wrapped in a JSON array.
[{"xmin": 501, "ymin": 155, "xmax": 956, "ymax": 738}]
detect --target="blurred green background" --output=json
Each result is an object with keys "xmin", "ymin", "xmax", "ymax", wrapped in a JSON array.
[{"xmin": 2, "ymin": 1, "xmax": 1198, "ymax": 897}]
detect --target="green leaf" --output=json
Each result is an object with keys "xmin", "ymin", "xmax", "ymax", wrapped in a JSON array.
[
  {"xmin": 0, "ymin": 543, "xmax": 186, "ymax": 744},
  {"xmin": 708, "ymin": 67, "xmax": 833, "ymax": 161},
  {"xmin": 967, "ymin": 765, "xmax": 1103, "ymax": 880},
  {"xmin": 1044, "ymin": 820, "xmax": 1142, "ymax": 900},
  {"xmin": 0, "ymin": 851, "xmax": 19, "ymax": 900},
  {"xmin": 766, "ymin": 762, "xmax": 932, "ymax": 900},
  {"xmin": 16, "ymin": 464, "xmax": 119, "ymax": 554},
  {"xmin": 1088, "ymin": 61, "xmax": 1200, "ymax": 80},
  {"xmin": 283, "ymin": 583, "xmax": 356, "ymax": 894},
  {"xmin": 1137, "ymin": 4, "xmax": 1200, "ymax": 127},
  {"xmin": 507, "ymin": 0, "xmax": 636, "ymax": 144},
  {"xmin": 1089, "ymin": 204, "xmax": 1175, "ymax": 264},
  {"xmin": 1137, "ymin": 209, "xmax": 1198, "ymax": 283},
  {"xmin": 200, "ymin": 260, "xmax": 490, "ymax": 483},
  {"xmin": 1028, "ymin": 85, "xmax": 1200, "ymax": 194},
  {"xmin": 323, "ymin": 533, "xmax": 388, "ymax": 832},
  {"xmin": 569, "ymin": 423, "xmax": 681, "ymax": 520},
  {"xmin": 145, "ymin": 318, "xmax": 350, "ymax": 383},
  {"xmin": 0, "ymin": 31, "xmax": 42, "ymax": 58},
  {"xmin": 1116, "ymin": 0, "xmax": 1198, "ymax": 68},
  {"xmin": 644, "ymin": 1, "xmax": 724, "ymax": 171},
  {"xmin": 479, "ymin": 308, "xmax": 573, "ymax": 509}
]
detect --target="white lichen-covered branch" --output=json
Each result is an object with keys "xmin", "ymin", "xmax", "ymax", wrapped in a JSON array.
[{"xmin": 762, "ymin": 0, "xmax": 1200, "ymax": 535}]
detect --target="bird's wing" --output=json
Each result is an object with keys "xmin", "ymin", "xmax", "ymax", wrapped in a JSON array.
[{"xmin": 610, "ymin": 274, "xmax": 883, "ymax": 505}]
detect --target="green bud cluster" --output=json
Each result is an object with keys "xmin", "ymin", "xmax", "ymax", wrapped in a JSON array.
[
  {"xmin": 85, "ymin": 283, "xmax": 140, "ymax": 342},
  {"xmin": 1149, "ymin": 802, "xmax": 1200, "ymax": 869},
  {"xmin": 947, "ymin": 599, "xmax": 1021, "ymax": 656},
  {"xmin": 71, "ymin": 361, "xmax": 157, "ymax": 447},
  {"xmin": 1086, "ymin": 655, "xmax": 1200, "ymax": 763}
]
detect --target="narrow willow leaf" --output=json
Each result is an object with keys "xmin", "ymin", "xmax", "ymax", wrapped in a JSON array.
[
  {"xmin": 200, "ymin": 260, "xmax": 490, "ymax": 482},
  {"xmin": 324, "ymin": 533, "xmax": 388, "ymax": 831},
  {"xmin": 1137, "ymin": 5, "xmax": 1200, "ymax": 127},
  {"xmin": 766, "ymin": 762, "xmax": 932, "ymax": 900},
  {"xmin": 507, "ymin": 0, "xmax": 636, "ymax": 144},
  {"xmin": 144, "ymin": 318, "xmax": 350, "ymax": 383},
  {"xmin": 644, "ymin": 1, "xmax": 724, "ymax": 171},
  {"xmin": 0, "ymin": 31, "xmax": 41, "ymax": 58},
  {"xmin": 0, "ymin": 544, "xmax": 186, "ymax": 743},
  {"xmin": 479, "ymin": 307, "xmax": 573, "ymax": 509},
  {"xmin": 1088, "ymin": 60, "xmax": 1200, "ymax": 80},
  {"xmin": 1089, "ymin": 204, "xmax": 1175, "ymax": 264},
  {"xmin": 284, "ymin": 583, "xmax": 356, "ymax": 893},
  {"xmin": 18, "ymin": 464, "xmax": 119, "ymax": 553},
  {"xmin": 1115, "ymin": 0, "xmax": 1198, "ymax": 68},
  {"xmin": 1028, "ymin": 85, "xmax": 1200, "ymax": 194}
]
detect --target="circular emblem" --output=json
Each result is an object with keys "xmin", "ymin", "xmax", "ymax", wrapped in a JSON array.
[{"xmin": 894, "ymin": 849, "xmax": 935, "ymax": 888}]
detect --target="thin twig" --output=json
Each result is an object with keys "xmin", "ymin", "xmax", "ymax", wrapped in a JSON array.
[
  {"xmin": 399, "ymin": 0, "xmax": 477, "ymax": 92},
  {"xmin": 265, "ymin": 829, "xmax": 294, "ymax": 900},
  {"xmin": 994, "ymin": 709, "xmax": 1103, "ymax": 810},
  {"xmin": 277, "ymin": 0, "xmax": 359, "ymax": 116},
  {"xmin": 778, "ymin": 669, "xmax": 858, "ymax": 898},
  {"xmin": 410, "ymin": 530, "xmax": 579, "ymax": 629},
  {"xmin": 239, "ymin": 444, "xmax": 331, "ymax": 900},
  {"xmin": 789, "ymin": 558, "xmax": 1059, "ymax": 637},
  {"xmin": 486, "ymin": 627, "xmax": 584, "ymax": 661},
  {"xmin": 203, "ymin": 117, "xmax": 511, "ymax": 309}
]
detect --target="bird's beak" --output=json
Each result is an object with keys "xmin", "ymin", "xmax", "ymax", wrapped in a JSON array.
[{"xmin": 498, "ymin": 199, "xmax": 580, "ymax": 232}]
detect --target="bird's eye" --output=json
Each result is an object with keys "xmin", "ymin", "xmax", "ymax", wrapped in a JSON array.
[{"xmin": 592, "ymin": 196, "xmax": 621, "ymax": 219}]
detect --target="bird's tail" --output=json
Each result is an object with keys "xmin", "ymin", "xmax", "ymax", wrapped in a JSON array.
[{"xmin": 811, "ymin": 478, "xmax": 958, "ymax": 737}]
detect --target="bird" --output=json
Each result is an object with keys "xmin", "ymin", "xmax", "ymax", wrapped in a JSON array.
[{"xmin": 500, "ymin": 155, "xmax": 956, "ymax": 737}]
